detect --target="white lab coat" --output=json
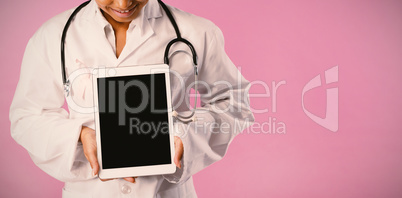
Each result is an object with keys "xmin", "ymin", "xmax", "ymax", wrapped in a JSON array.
[{"xmin": 10, "ymin": 0, "xmax": 254, "ymax": 197}]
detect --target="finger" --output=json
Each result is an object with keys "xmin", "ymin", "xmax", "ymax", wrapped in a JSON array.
[
  {"xmin": 174, "ymin": 137, "xmax": 183, "ymax": 169},
  {"xmin": 86, "ymin": 148, "xmax": 99, "ymax": 176},
  {"xmin": 99, "ymin": 177, "xmax": 137, "ymax": 182},
  {"xmin": 81, "ymin": 128, "xmax": 99, "ymax": 176},
  {"xmin": 100, "ymin": 178, "xmax": 114, "ymax": 182},
  {"xmin": 123, "ymin": 177, "xmax": 136, "ymax": 183},
  {"xmin": 90, "ymin": 156, "xmax": 99, "ymax": 176}
]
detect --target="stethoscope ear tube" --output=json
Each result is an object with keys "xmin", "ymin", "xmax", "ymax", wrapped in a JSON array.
[
  {"xmin": 163, "ymin": 37, "xmax": 199, "ymax": 122},
  {"xmin": 163, "ymin": 38, "xmax": 198, "ymax": 68},
  {"xmin": 61, "ymin": 0, "xmax": 91, "ymax": 96},
  {"xmin": 158, "ymin": 0, "xmax": 199, "ymax": 122}
]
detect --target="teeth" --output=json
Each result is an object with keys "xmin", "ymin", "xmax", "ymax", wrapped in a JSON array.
[{"xmin": 114, "ymin": 4, "xmax": 137, "ymax": 14}]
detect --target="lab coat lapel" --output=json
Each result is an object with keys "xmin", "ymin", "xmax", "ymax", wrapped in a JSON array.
[
  {"xmin": 88, "ymin": 25, "xmax": 117, "ymax": 63},
  {"xmin": 81, "ymin": 0, "xmax": 118, "ymax": 64},
  {"xmin": 116, "ymin": 14, "xmax": 155, "ymax": 65}
]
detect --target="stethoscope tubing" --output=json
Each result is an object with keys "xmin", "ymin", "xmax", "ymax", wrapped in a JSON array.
[{"xmin": 61, "ymin": 0, "xmax": 199, "ymax": 122}]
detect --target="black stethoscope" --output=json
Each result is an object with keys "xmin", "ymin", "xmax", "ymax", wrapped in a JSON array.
[{"xmin": 61, "ymin": 0, "xmax": 198, "ymax": 122}]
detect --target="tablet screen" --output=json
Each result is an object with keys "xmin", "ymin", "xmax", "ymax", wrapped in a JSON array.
[{"xmin": 97, "ymin": 73, "xmax": 172, "ymax": 169}]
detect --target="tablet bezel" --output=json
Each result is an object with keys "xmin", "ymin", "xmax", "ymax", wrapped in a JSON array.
[{"xmin": 92, "ymin": 64, "xmax": 176, "ymax": 179}]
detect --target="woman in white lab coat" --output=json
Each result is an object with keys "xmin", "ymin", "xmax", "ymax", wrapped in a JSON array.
[{"xmin": 10, "ymin": 0, "xmax": 254, "ymax": 197}]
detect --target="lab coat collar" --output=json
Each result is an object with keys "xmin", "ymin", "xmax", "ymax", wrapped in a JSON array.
[
  {"xmin": 81, "ymin": 0, "xmax": 162, "ymax": 64},
  {"xmin": 145, "ymin": 0, "xmax": 163, "ymax": 20}
]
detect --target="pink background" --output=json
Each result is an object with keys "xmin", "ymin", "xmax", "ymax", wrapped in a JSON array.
[{"xmin": 1, "ymin": 0, "xmax": 402, "ymax": 197}]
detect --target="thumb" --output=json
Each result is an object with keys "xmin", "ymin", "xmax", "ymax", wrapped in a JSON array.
[
  {"xmin": 174, "ymin": 137, "xmax": 183, "ymax": 169},
  {"xmin": 81, "ymin": 127, "xmax": 99, "ymax": 177},
  {"xmin": 87, "ymin": 148, "xmax": 99, "ymax": 176}
]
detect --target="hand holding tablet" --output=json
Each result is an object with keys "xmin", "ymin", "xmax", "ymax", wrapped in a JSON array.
[
  {"xmin": 79, "ymin": 126, "xmax": 183, "ymax": 182},
  {"xmin": 89, "ymin": 65, "xmax": 178, "ymax": 179}
]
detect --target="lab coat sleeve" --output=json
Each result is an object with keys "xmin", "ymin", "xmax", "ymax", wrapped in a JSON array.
[
  {"xmin": 163, "ymin": 26, "xmax": 255, "ymax": 184},
  {"xmin": 10, "ymin": 38, "xmax": 93, "ymax": 182}
]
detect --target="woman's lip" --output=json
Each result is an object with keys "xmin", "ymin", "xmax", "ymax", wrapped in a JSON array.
[{"xmin": 110, "ymin": 4, "xmax": 138, "ymax": 17}]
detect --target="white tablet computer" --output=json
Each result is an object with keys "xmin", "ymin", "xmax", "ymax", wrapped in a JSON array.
[{"xmin": 92, "ymin": 64, "xmax": 176, "ymax": 179}]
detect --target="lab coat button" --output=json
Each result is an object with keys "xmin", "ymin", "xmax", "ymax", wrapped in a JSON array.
[{"xmin": 121, "ymin": 184, "xmax": 131, "ymax": 194}]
